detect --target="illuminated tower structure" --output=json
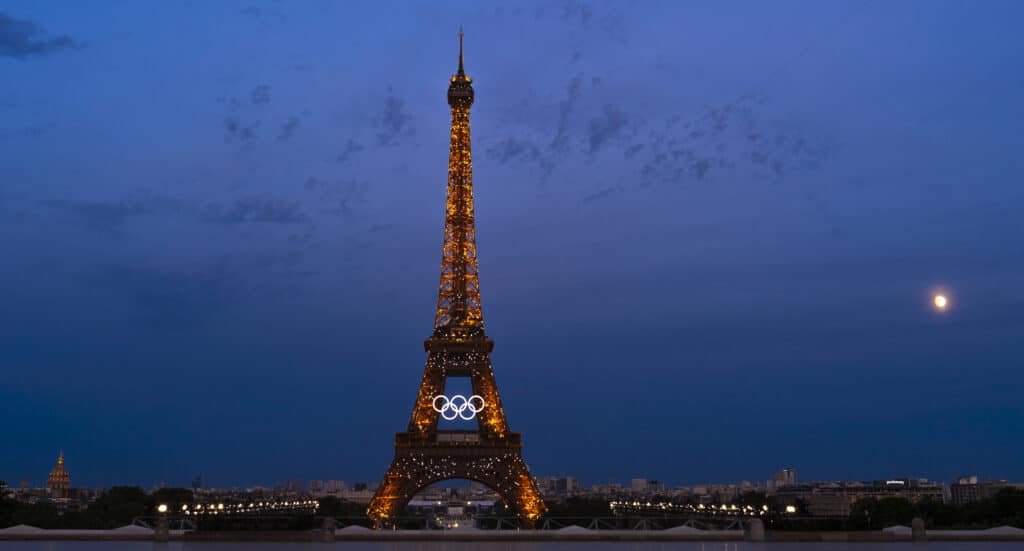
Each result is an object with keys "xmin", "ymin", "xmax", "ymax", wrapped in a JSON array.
[
  {"xmin": 46, "ymin": 451, "xmax": 70, "ymax": 498},
  {"xmin": 367, "ymin": 34, "xmax": 546, "ymax": 528}
]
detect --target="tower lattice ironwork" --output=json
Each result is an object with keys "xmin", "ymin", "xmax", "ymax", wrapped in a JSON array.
[{"xmin": 367, "ymin": 34, "xmax": 546, "ymax": 528}]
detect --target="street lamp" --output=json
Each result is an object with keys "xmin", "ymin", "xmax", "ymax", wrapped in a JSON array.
[{"xmin": 157, "ymin": 504, "xmax": 168, "ymax": 514}]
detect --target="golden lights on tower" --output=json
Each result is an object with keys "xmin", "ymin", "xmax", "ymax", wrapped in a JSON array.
[{"xmin": 367, "ymin": 33, "xmax": 546, "ymax": 528}]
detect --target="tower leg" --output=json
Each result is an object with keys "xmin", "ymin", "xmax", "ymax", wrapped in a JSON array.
[{"xmin": 367, "ymin": 450, "xmax": 547, "ymax": 528}]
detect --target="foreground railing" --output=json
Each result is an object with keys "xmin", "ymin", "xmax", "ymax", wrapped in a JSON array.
[{"xmin": 132, "ymin": 516, "xmax": 198, "ymax": 531}]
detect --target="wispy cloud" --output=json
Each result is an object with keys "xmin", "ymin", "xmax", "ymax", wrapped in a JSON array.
[
  {"xmin": 41, "ymin": 193, "xmax": 319, "ymax": 233},
  {"xmin": 277, "ymin": 116, "xmax": 300, "ymax": 141},
  {"xmin": 633, "ymin": 94, "xmax": 837, "ymax": 188},
  {"xmin": 580, "ymin": 186, "xmax": 617, "ymax": 205},
  {"xmin": 39, "ymin": 196, "xmax": 184, "ymax": 231},
  {"xmin": 250, "ymin": 84, "xmax": 272, "ymax": 105},
  {"xmin": 202, "ymin": 196, "xmax": 311, "ymax": 225},
  {"xmin": 587, "ymin": 105, "xmax": 627, "ymax": 153},
  {"xmin": 551, "ymin": 74, "xmax": 584, "ymax": 153},
  {"xmin": 303, "ymin": 178, "xmax": 368, "ymax": 215},
  {"xmin": 336, "ymin": 139, "xmax": 364, "ymax": 163},
  {"xmin": 0, "ymin": 12, "xmax": 83, "ymax": 59},
  {"xmin": 485, "ymin": 137, "xmax": 542, "ymax": 165},
  {"xmin": 375, "ymin": 92, "xmax": 415, "ymax": 146},
  {"xmin": 223, "ymin": 116, "xmax": 261, "ymax": 144}
]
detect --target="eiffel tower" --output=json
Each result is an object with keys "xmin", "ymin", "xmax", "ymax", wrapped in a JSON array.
[{"xmin": 367, "ymin": 34, "xmax": 547, "ymax": 528}]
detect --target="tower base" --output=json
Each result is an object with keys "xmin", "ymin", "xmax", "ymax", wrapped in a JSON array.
[{"xmin": 367, "ymin": 433, "xmax": 546, "ymax": 528}]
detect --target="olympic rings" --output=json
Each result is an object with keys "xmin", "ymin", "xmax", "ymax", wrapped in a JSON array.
[{"xmin": 432, "ymin": 394, "xmax": 486, "ymax": 421}]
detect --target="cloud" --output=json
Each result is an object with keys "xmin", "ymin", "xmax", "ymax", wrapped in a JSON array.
[
  {"xmin": 529, "ymin": 0, "xmax": 629, "ymax": 44},
  {"xmin": 587, "ymin": 105, "xmax": 627, "ymax": 153},
  {"xmin": 202, "ymin": 196, "xmax": 311, "ymax": 225},
  {"xmin": 0, "ymin": 12, "xmax": 83, "ymax": 59},
  {"xmin": 483, "ymin": 74, "xmax": 585, "ymax": 178},
  {"xmin": 336, "ymin": 139, "xmax": 364, "ymax": 163},
  {"xmin": 559, "ymin": 0, "xmax": 594, "ymax": 28},
  {"xmin": 485, "ymin": 137, "xmax": 542, "ymax": 165},
  {"xmin": 0, "ymin": 122, "xmax": 56, "ymax": 140},
  {"xmin": 40, "ymin": 194, "xmax": 321, "ymax": 231},
  {"xmin": 375, "ymin": 92, "xmax": 415, "ymax": 146},
  {"xmin": 223, "ymin": 116, "xmax": 260, "ymax": 144},
  {"xmin": 215, "ymin": 95, "xmax": 241, "ymax": 111},
  {"xmin": 250, "ymin": 85, "xmax": 272, "ymax": 105},
  {"xmin": 484, "ymin": 84, "xmax": 835, "ymax": 203},
  {"xmin": 277, "ymin": 116, "xmax": 299, "ymax": 141},
  {"xmin": 240, "ymin": 5, "xmax": 289, "ymax": 22},
  {"xmin": 580, "ymin": 186, "xmax": 617, "ymax": 205},
  {"xmin": 623, "ymin": 144, "xmax": 644, "ymax": 159},
  {"xmin": 633, "ymin": 94, "xmax": 836, "ymax": 188},
  {"xmin": 40, "ymin": 196, "xmax": 183, "ymax": 231},
  {"xmin": 303, "ymin": 178, "xmax": 368, "ymax": 215},
  {"xmin": 551, "ymin": 74, "xmax": 584, "ymax": 153}
]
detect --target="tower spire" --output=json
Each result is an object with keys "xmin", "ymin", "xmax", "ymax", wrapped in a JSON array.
[{"xmin": 457, "ymin": 29, "xmax": 465, "ymax": 76}]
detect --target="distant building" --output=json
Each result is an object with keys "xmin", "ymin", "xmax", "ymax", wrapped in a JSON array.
[
  {"xmin": 951, "ymin": 476, "xmax": 1024, "ymax": 505},
  {"xmin": 325, "ymin": 480, "xmax": 346, "ymax": 493},
  {"xmin": 951, "ymin": 476, "xmax": 980, "ymax": 505},
  {"xmin": 341, "ymin": 487, "xmax": 375, "ymax": 504},
  {"xmin": 586, "ymin": 483, "xmax": 624, "ymax": 496},
  {"xmin": 774, "ymin": 468, "xmax": 797, "ymax": 486},
  {"xmin": 767, "ymin": 468, "xmax": 797, "ymax": 493},
  {"xmin": 775, "ymin": 478, "xmax": 947, "ymax": 517},
  {"xmin": 406, "ymin": 497, "xmax": 497, "ymax": 528},
  {"xmin": 630, "ymin": 479, "xmax": 664, "ymax": 495},
  {"xmin": 537, "ymin": 477, "xmax": 579, "ymax": 497},
  {"xmin": 46, "ymin": 452, "xmax": 71, "ymax": 499}
]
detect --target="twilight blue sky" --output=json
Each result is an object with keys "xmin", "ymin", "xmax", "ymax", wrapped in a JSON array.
[{"xmin": 1, "ymin": 0, "xmax": 1023, "ymax": 490}]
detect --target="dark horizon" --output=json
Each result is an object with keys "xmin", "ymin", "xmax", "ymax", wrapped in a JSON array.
[{"xmin": 2, "ymin": 0, "xmax": 1023, "ymax": 489}]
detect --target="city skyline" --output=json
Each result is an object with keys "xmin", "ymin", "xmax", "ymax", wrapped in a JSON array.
[
  {"xmin": 2, "ymin": 0, "xmax": 1023, "ymax": 489},
  {"xmin": 10, "ymin": 450, "xmax": 1016, "ymax": 500}
]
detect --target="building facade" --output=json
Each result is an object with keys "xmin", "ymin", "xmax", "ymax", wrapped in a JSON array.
[{"xmin": 951, "ymin": 475, "xmax": 1024, "ymax": 505}]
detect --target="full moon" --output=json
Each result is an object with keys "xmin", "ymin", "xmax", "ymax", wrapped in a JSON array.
[{"xmin": 934, "ymin": 294, "xmax": 948, "ymax": 310}]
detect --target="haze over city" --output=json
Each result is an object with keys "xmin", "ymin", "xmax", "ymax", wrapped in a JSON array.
[{"xmin": 2, "ymin": 0, "xmax": 1023, "ymax": 491}]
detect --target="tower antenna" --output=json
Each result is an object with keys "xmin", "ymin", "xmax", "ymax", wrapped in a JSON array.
[{"xmin": 457, "ymin": 28, "xmax": 465, "ymax": 76}]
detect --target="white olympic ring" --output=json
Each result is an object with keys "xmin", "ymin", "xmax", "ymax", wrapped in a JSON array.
[{"xmin": 432, "ymin": 394, "xmax": 486, "ymax": 421}]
